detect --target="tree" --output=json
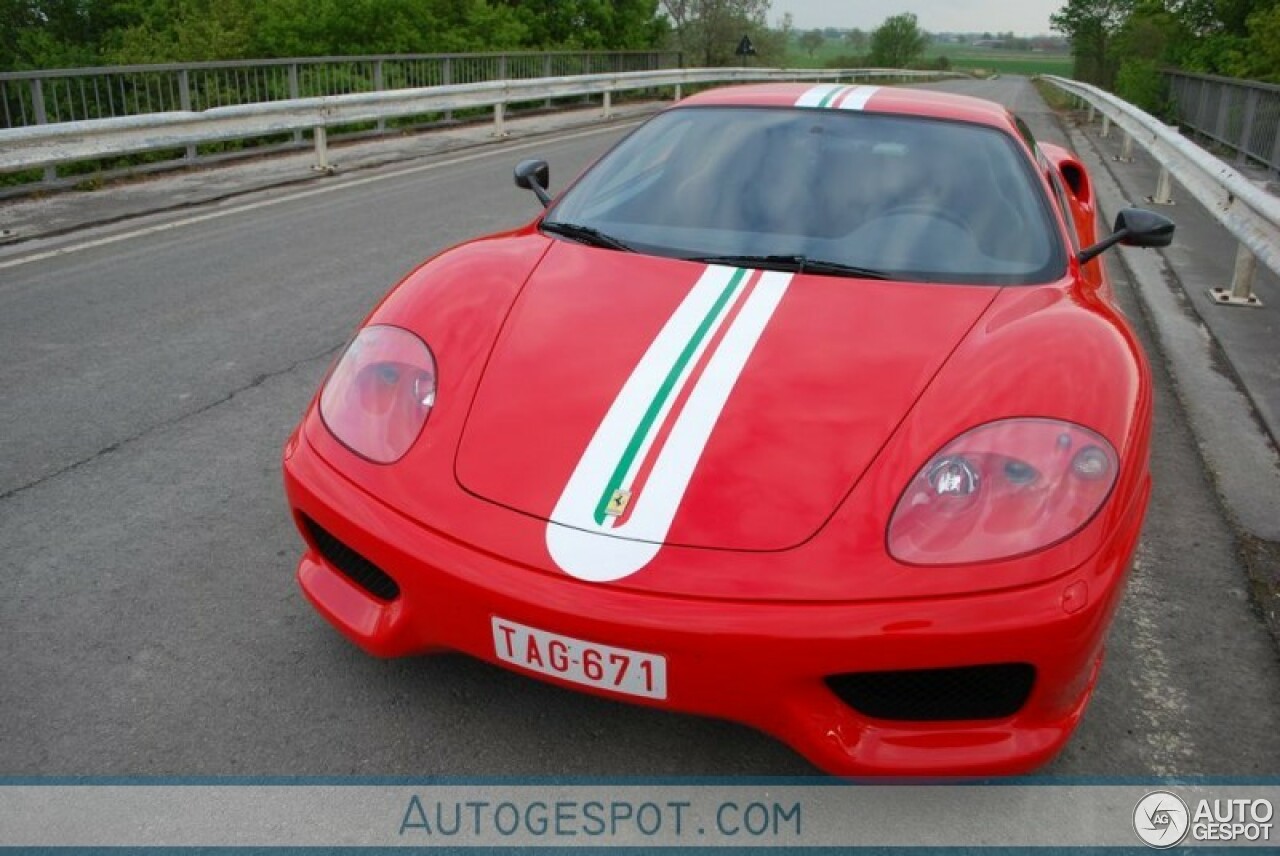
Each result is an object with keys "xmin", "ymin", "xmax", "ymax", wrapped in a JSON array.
[
  {"xmin": 497, "ymin": 0, "xmax": 668, "ymax": 50},
  {"xmin": 1050, "ymin": 0, "xmax": 1132, "ymax": 85},
  {"xmin": 799, "ymin": 28, "xmax": 824, "ymax": 57},
  {"xmin": 1105, "ymin": 1, "xmax": 1186, "ymax": 109},
  {"xmin": 1234, "ymin": 3, "xmax": 1280, "ymax": 81},
  {"xmin": 660, "ymin": 0, "xmax": 776, "ymax": 66},
  {"xmin": 0, "ymin": 0, "xmax": 44, "ymax": 70},
  {"xmin": 869, "ymin": 12, "xmax": 927, "ymax": 68},
  {"xmin": 0, "ymin": 0, "xmax": 670, "ymax": 69},
  {"xmin": 844, "ymin": 27, "xmax": 868, "ymax": 53}
]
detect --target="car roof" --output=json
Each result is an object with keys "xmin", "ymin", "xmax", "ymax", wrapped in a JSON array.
[{"xmin": 674, "ymin": 83, "xmax": 1018, "ymax": 133}]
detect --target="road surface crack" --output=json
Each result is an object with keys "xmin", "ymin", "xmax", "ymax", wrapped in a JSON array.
[{"xmin": 0, "ymin": 342, "xmax": 342, "ymax": 505}]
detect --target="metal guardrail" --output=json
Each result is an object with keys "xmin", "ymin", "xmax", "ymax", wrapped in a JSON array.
[
  {"xmin": 0, "ymin": 66, "xmax": 962, "ymax": 175},
  {"xmin": 0, "ymin": 52, "xmax": 681, "ymax": 128},
  {"xmin": 0, "ymin": 51, "xmax": 680, "ymax": 187},
  {"xmin": 1042, "ymin": 75, "xmax": 1280, "ymax": 309},
  {"xmin": 1166, "ymin": 70, "xmax": 1280, "ymax": 175}
]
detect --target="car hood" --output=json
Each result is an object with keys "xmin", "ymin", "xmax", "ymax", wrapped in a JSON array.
[{"xmin": 455, "ymin": 241, "xmax": 999, "ymax": 564}]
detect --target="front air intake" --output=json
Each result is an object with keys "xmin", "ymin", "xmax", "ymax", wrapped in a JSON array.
[
  {"xmin": 301, "ymin": 516, "xmax": 400, "ymax": 602},
  {"xmin": 826, "ymin": 663, "xmax": 1035, "ymax": 722}
]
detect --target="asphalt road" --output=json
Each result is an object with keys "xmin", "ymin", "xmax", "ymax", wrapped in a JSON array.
[{"xmin": 2, "ymin": 77, "xmax": 1277, "ymax": 776}]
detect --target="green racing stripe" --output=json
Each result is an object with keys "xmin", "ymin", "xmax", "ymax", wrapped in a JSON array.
[
  {"xmin": 591, "ymin": 266, "xmax": 749, "ymax": 525},
  {"xmin": 816, "ymin": 86, "xmax": 850, "ymax": 108}
]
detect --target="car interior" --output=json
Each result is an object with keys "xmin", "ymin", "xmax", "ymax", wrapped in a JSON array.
[{"xmin": 552, "ymin": 106, "xmax": 1064, "ymax": 284}]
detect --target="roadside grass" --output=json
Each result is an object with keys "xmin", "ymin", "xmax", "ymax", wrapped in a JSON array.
[
  {"xmin": 1033, "ymin": 78, "xmax": 1078, "ymax": 110},
  {"xmin": 944, "ymin": 53, "xmax": 1072, "ymax": 76}
]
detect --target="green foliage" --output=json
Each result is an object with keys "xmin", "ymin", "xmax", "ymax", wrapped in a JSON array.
[
  {"xmin": 1050, "ymin": 0, "xmax": 1131, "ymax": 85},
  {"xmin": 844, "ymin": 28, "xmax": 868, "ymax": 53},
  {"xmin": 822, "ymin": 53, "xmax": 867, "ymax": 69},
  {"xmin": 798, "ymin": 29, "xmax": 824, "ymax": 57},
  {"xmin": 1114, "ymin": 57, "xmax": 1169, "ymax": 112},
  {"xmin": 0, "ymin": 0, "xmax": 669, "ymax": 70},
  {"xmin": 496, "ymin": 0, "xmax": 668, "ymax": 51},
  {"xmin": 1052, "ymin": 0, "xmax": 1280, "ymax": 87},
  {"xmin": 110, "ymin": 0, "xmax": 257, "ymax": 63},
  {"xmin": 950, "ymin": 54, "xmax": 1073, "ymax": 75},
  {"xmin": 810, "ymin": 42, "xmax": 1071, "ymax": 76},
  {"xmin": 869, "ymin": 12, "xmax": 927, "ymax": 69},
  {"xmin": 1233, "ymin": 3, "xmax": 1280, "ymax": 81}
]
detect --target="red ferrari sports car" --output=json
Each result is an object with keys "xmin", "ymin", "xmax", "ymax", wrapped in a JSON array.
[{"xmin": 283, "ymin": 82, "xmax": 1174, "ymax": 776}]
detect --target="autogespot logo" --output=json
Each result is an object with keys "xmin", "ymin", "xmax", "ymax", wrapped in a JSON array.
[{"xmin": 1134, "ymin": 791, "xmax": 1191, "ymax": 849}]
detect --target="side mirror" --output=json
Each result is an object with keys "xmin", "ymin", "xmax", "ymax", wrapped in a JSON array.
[
  {"xmin": 514, "ymin": 159, "xmax": 551, "ymax": 207},
  {"xmin": 1078, "ymin": 206, "xmax": 1175, "ymax": 264}
]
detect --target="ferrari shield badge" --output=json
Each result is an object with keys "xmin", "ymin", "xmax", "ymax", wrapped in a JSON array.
[{"xmin": 605, "ymin": 488, "xmax": 632, "ymax": 517}]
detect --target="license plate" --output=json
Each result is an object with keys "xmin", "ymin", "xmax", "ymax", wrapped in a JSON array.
[{"xmin": 491, "ymin": 616, "xmax": 667, "ymax": 700}]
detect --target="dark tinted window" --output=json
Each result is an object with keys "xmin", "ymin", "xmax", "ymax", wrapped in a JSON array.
[{"xmin": 548, "ymin": 106, "xmax": 1066, "ymax": 285}]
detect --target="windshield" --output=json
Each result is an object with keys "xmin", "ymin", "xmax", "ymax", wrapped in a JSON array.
[{"xmin": 545, "ymin": 106, "xmax": 1066, "ymax": 285}]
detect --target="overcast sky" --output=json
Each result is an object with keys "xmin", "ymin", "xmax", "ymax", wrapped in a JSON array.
[{"xmin": 769, "ymin": 0, "xmax": 1064, "ymax": 36}]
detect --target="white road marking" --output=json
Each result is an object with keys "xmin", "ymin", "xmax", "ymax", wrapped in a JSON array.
[{"xmin": 0, "ymin": 121, "xmax": 642, "ymax": 274}]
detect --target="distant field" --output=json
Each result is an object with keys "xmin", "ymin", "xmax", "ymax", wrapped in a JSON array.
[
  {"xmin": 784, "ymin": 39, "xmax": 1072, "ymax": 77},
  {"xmin": 935, "ymin": 50, "xmax": 1073, "ymax": 76}
]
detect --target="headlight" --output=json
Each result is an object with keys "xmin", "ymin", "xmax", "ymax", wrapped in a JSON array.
[
  {"xmin": 319, "ymin": 325, "xmax": 437, "ymax": 464},
  {"xmin": 887, "ymin": 418, "xmax": 1118, "ymax": 565}
]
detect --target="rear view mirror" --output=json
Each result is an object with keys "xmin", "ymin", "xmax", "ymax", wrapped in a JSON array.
[
  {"xmin": 1078, "ymin": 207, "xmax": 1175, "ymax": 264},
  {"xmin": 514, "ymin": 159, "xmax": 551, "ymax": 207},
  {"xmin": 1113, "ymin": 207, "xmax": 1175, "ymax": 249}
]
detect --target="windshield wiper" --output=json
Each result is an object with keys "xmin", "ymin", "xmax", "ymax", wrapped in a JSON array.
[
  {"xmin": 540, "ymin": 221, "xmax": 634, "ymax": 252},
  {"xmin": 685, "ymin": 254, "xmax": 892, "ymax": 280}
]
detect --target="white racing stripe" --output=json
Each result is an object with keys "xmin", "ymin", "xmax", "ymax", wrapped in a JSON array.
[
  {"xmin": 794, "ymin": 84, "xmax": 880, "ymax": 110},
  {"xmin": 546, "ymin": 268, "xmax": 791, "ymax": 582},
  {"xmin": 836, "ymin": 85, "xmax": 880, "ymax": 110},
  {"xmin": 601, "ymin": 270, "xmax": 748, "ymax": 530},
  {"xmin": 794, "ymin": 84, "xmax": 846, "ymax": 108}
]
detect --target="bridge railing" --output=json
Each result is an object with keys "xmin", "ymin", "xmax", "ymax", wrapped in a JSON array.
[
  {"xmin": 0, "ymin": 66, "xmax": 961, "ymax": 184},
  {"xmin": 1165, "ymin": 70, "xmax": 1280, "ymax": 176},
  {"xmin": 0, "ymin": 51, "xmax": 681, "ymax": 189},
  {"xmin": 1041, "ymin": 74, "xmax": 1280, "ymax": 309},
  {"xmin": 0, "ymin": 52, "xmax": 682, "ymax": 129}
]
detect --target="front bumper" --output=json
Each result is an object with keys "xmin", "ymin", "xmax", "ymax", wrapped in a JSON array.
[{"xmin": 283, "ymin": 433, "xmax": 1145, "ymax": 777}]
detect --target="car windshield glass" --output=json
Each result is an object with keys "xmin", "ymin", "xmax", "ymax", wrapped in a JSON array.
[{"xmin": 545, "ymin": 106, "xmax": 1066, "ymax": 285}]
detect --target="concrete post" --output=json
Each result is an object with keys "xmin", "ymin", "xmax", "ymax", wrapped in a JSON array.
[
  {"xmin": 289, "ymin": 64, "xmax": 302, "ymax": 147},
  {"xmin": 544, "ymin": 55, "xmax": 553, "ymax": 109},
  {"xmin": 1147, "ymin": 167, "xmax": 1175, "ymax": 205},
  {"xmin": 443, "ymin": 58, "xmax": 453, "ymax": 122},
  {"xmin": 312, "ymin": 126, "xmax": 333, "ymax": 173},
  {"xmin": 374, "ymin": 60, "xmax": 386, "ymax": 133},
  {"xmin": 1210, "ymin": 243, "xmax": 1264, "ymax": 307},
  {"xmin": 179, "ymin": 69, "xmax": 196, "ymax": 163},
  {"xmin": 1116, "ymin": 132, "xmax": 1134, "ymax": 163},
  {"xmin": 31, "ymin": 79, "xmax": 57, "ymax": 183}
]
